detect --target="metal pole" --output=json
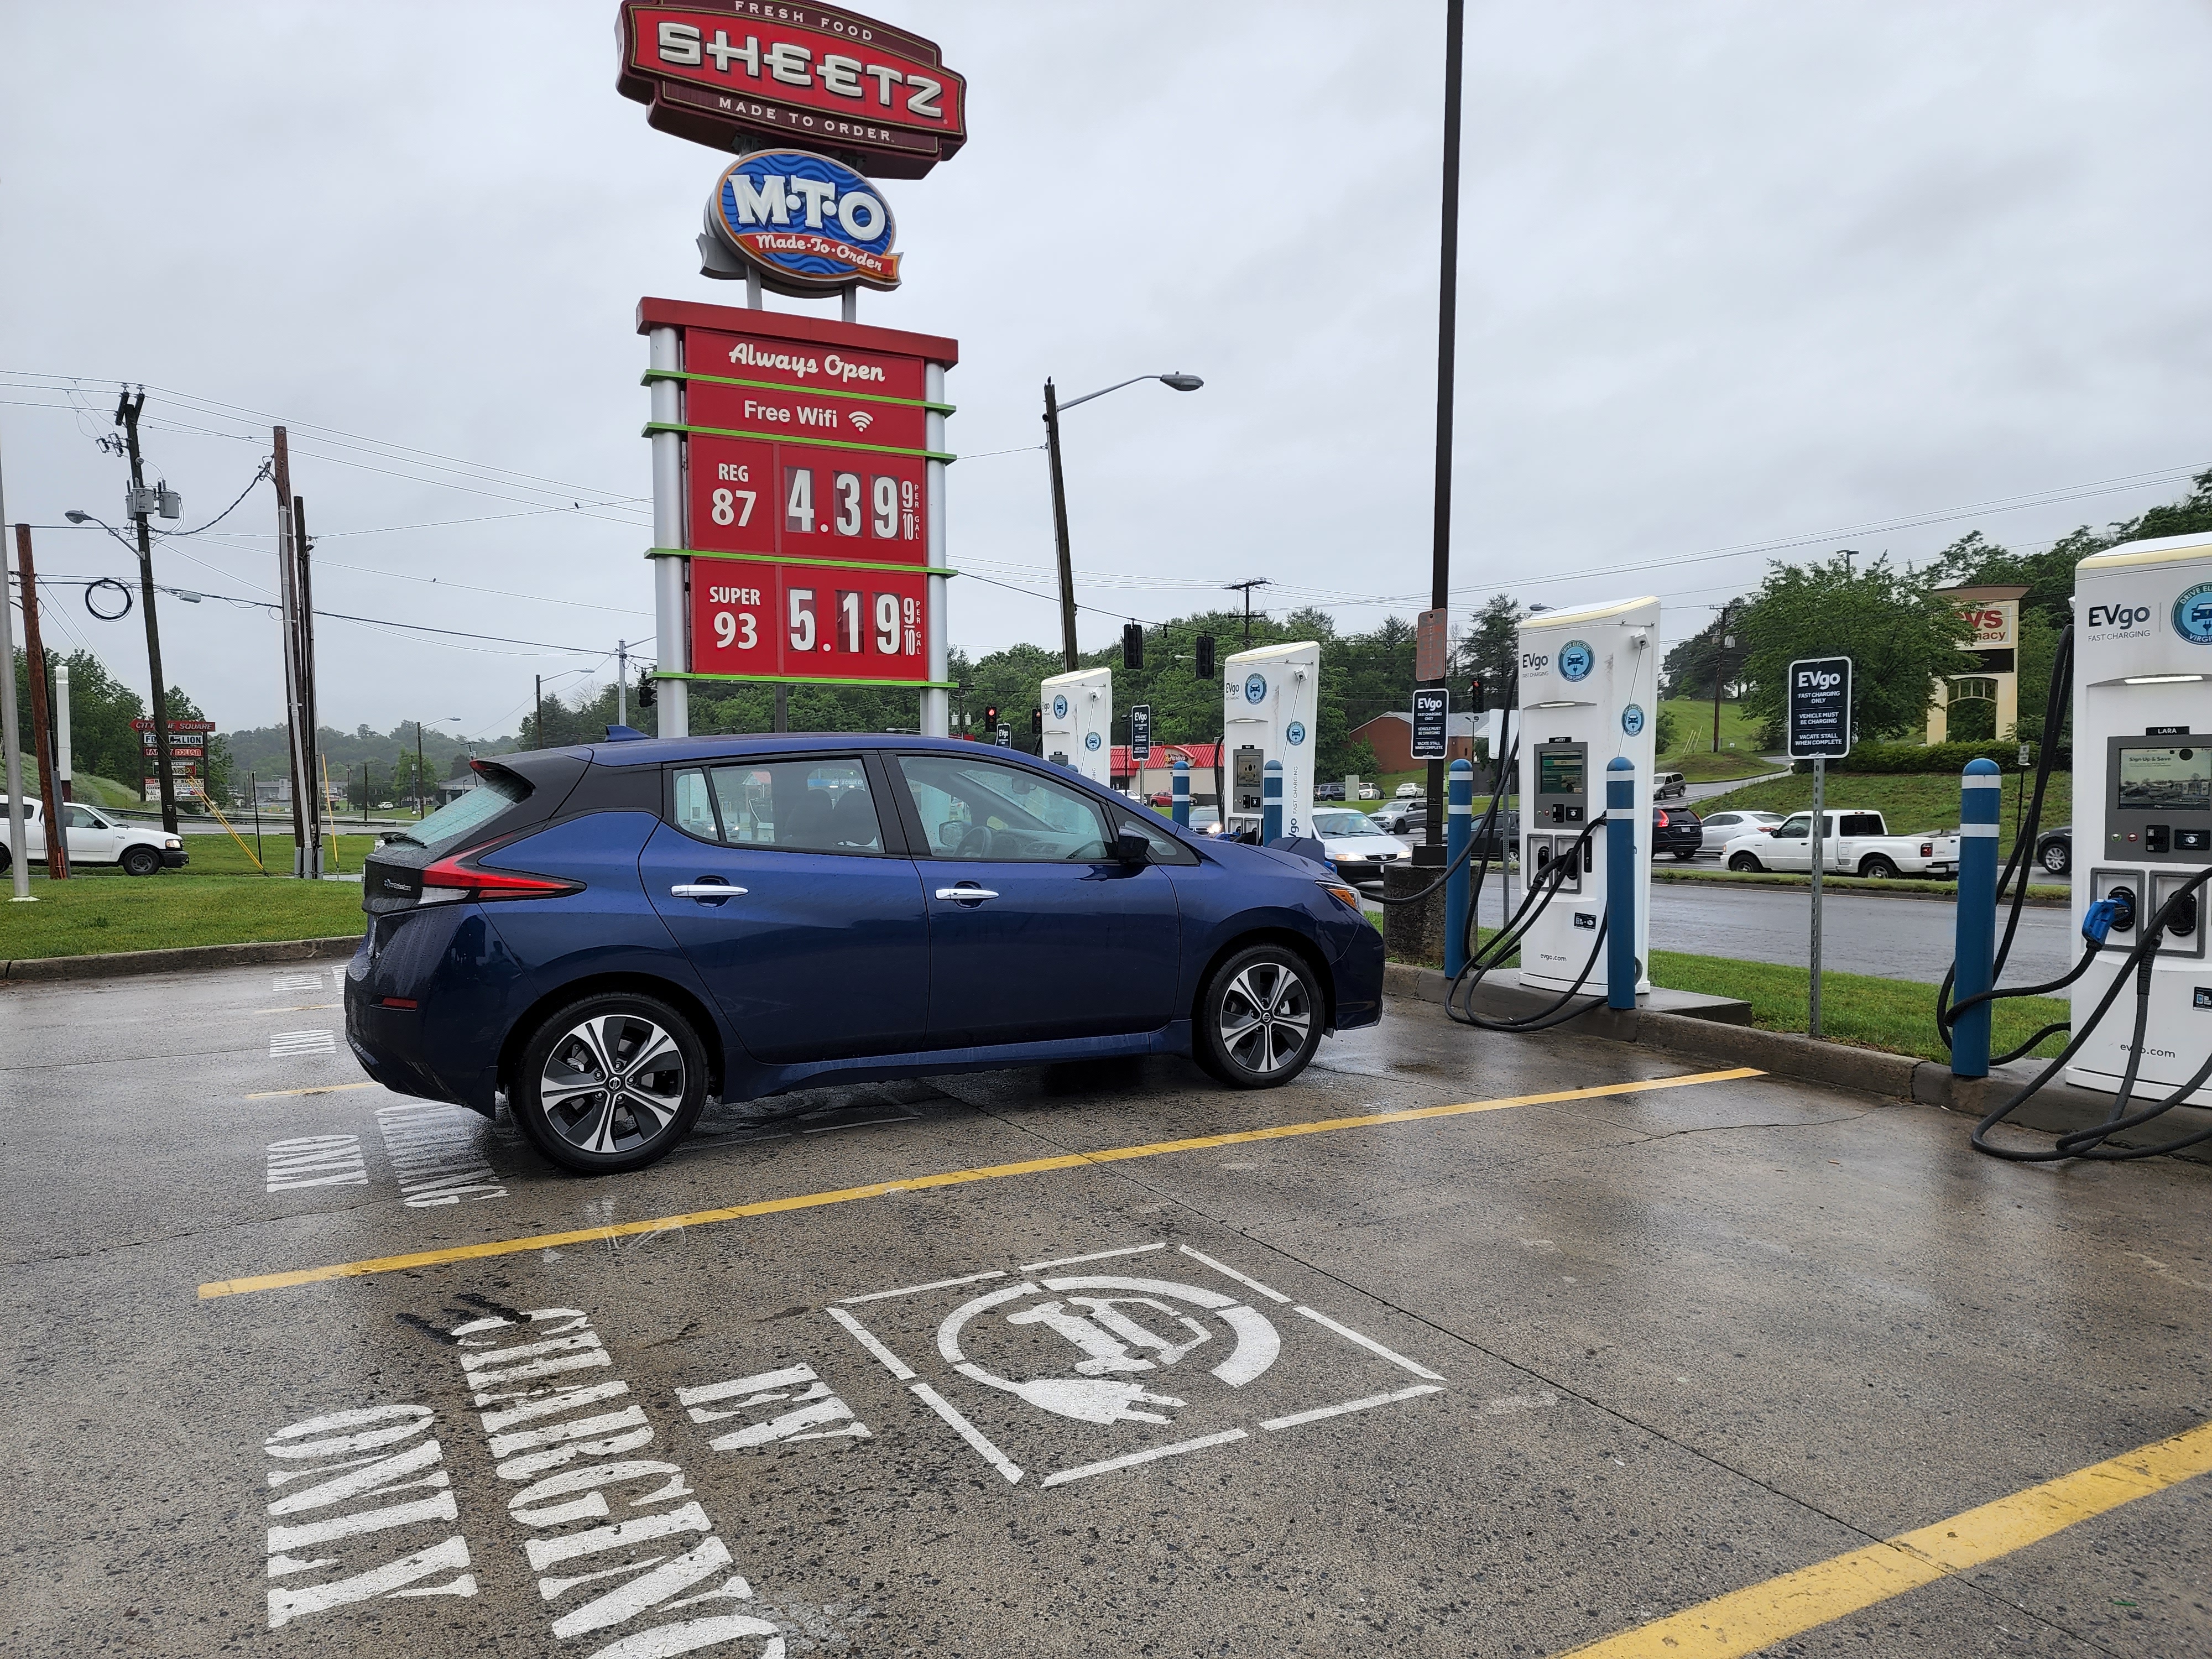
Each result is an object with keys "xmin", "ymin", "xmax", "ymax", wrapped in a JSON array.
[
  {"xmin": 0, "ymin": 526, "xmax": 29, "ymax": 899},
  {"xmin": 534, "ymin": 675, "xmax": 543, "ymax": 749},
  {"xmin": 16, "ymin": 526, "xmax": 66, "ymax": 879},
  {"xmin": 1422, "ymin": 0, "xmax": 1467, "ymax": 869},
  {"xmin": 294, "ymin": 494, "xmax": 323, "ymax": 877},
  {"xmin": 1043, "ymin": 378, "xmax": 1078, "ymax": 672},
  {"xmin": 273, "ymin": 428, "xmax": 307, "ymax": 871},
  {"xmin": 416, "ymin": 723, "xmax": 426, "ymax": 818},
  {"xmin": 922, "ymin": 361, "xmax": 951, "ymax": 738},
  {"xmin": 1953, "ymin": 758, "xmax": 2001, "ymax": 1076},
  {"xmin": 1262, "ymin": 759, "xmax": 1283, "ymax": 844},
  {"xmin": 1710, "ymin": 602, "xmax": 1731, "ymax": 753},
  {"xmin": 1808, "ymin": 756, "xmax": 1826, "ymax": 1037},
  {"xmin": 249, "ymin": 773, "xmax": 263, "ymax": 869},
  {"xmin": 118, "ymin": 393, "xmax": 178, "ymax": 833},
  {"xmin": 1171, "ymin": 757, "xmax": 1190, "ymax": 828},
  {"xmin": 617, "ymin": 640, "xmax": 627, "ymax": 727},
  {"xmin": 53, "ymin": 664, "xmax": 70, "ymax": 801},
  {"xmin": 1444, "ymin": 757, "xmax": 1473, "ymax": 977},
  {"xmin": 648, "ymin": 325, "xmax": 690, "ymax": 739}
]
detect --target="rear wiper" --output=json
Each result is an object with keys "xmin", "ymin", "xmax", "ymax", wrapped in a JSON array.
[{"xmin": 379, "ymin": 831, "xmax": 427, "ymax": 848}]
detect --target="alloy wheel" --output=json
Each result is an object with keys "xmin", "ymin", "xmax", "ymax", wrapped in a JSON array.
[
  {"xmin": 1217, "ymin": 962, "xmax": 1313, "ymax": 1075},
  {"xmin": 536, "ymin": 1013, "xmax": 688, "ymax": 1155}
]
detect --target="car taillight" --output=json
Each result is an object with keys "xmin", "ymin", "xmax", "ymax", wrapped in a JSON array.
[
  {"xmin": 1921, "ymin": 842, "xmax": 1933, "ymax": 857},
  {"xmin": 418, "ymin": 846, "xmax": 580, "ymax": 903},
  {"xmin": 1655, "ymin": 810, "xmax": 1669, "ymax": 826}
]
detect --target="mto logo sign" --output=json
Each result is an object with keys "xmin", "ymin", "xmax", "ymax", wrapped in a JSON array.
[
  {"xmin": 618, "ymin": 1, "xmax": 968, "ymax": 179},
  {"xmin": 707, "ymin": 149, "xmax": 901, "ymax": 291},
  {"xmin": 2175, "ymin": 582, "xmax": 2212, "ymax": 646}
]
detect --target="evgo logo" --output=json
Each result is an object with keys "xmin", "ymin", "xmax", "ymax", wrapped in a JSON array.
[
  {"xmin": 1244, "ymin": 674, "xmax": 1267, "ymax": 704},
  {"xmin": 1052, "ymin": 694, "xmax": 1068, "ymax": 719},
  {"xmin": 2087, "ymin": 602, "xmax": 2153, "ymax": 633}
]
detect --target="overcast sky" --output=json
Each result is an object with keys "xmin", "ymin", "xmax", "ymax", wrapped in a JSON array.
[{"xmin": 4, "ymin": 1, "xmax": 2209, "ymax": 739}]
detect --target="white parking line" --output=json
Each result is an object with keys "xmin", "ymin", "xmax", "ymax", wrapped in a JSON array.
[
  {"xmin": 839, "ymin": 1269, "xmax": 1006, "ymax": 1306},
  {"xmin": 272, "ymin": 974, "xmax": 325, "ymax": 994},
  {"xmin": 1293, "ymin": 1306, "xmax": 1446, "ymax": 1381},
  {"xmin": 269, "ymin": 1030, "xmax": 337, "ymax": 1058},
  {"xmin": 909, "ymin": 1383, "xmax": 1023, "ymax": 1484},
  {"xmin": 826, "ymin": 1307, "xmax": 917, "ymax": 1381},
  {"xmin": 1178, "ymin": 1243, "xmax": 1292, "ymax": 1304},
  {"xmin": 1018, "ymin": 1241, "xmax": 1166, "ymax": 1272},
  {"xmin": 1260, "ymin": 1384, "xmax": 1443, "ymax": 1432},
  {"xmin": 1039, "ymin": 1429, "xmax": 1249, "ymax": 1489}
]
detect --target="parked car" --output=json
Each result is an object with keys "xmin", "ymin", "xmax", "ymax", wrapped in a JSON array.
[
  {"xmin": 1307, "ymin": 807, "xmax": 1408, "ymax": 884},
  {"xmin": 1698, "ymin": 809, "xmax": 1782, "ymax": 853},
  {"xmin": 346, "ymin": 736, "xmax": 1384, "ymax": 1173},
  {"xmin": 1146, "ymin": 791, "xmax": 1172, "ymax": 807},
  {"xmin": 1315, "ymin": 781, "xmax": 1346, "ymax": 802},
  {"xmin": 0, "ymin": 797, "xmax": 186, "ymax": 875},
  {"xmin": 1654, "ymin": 771, "xmax": 1688, "ymax": 800},
  {"xmin": 1651, "ymin": 805, "xmax": 1702, "ymax": 860},
  {"xmin": 2034, "ymin": 825, "xmax": 2070, "ymax": 876},
  {"xmin": 1370, "ymin": 799, "xmax": 1417, "ymax": 833},
  {"xmin": 1189, "ymin": 805, "xmax": 1223, "ymax": 836},
  {"xmin": 1358, "ymin": 785, "xmax": 1381, "ymax": 801},
  {"xmin": 1394, "ymin": 781, "xmax": 1422, "ymax": 799},
  {"xmin": 1724, "ymin": 811, "xmax": 1959, "ymax": 879}
]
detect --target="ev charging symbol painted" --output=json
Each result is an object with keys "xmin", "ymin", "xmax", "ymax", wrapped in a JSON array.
[
  {"xmin": 1558, "ymin": 640, "xmax": 1595, "ymax": 682},
  {"xmin": 937, "ymin": 1276, "xmax": 1281, "ymax": 1427},
  {"xmin": 1285, "ymin": 721, "xmax": 1306, "ymax": 745},
  {"xmin": 1084, "ymin": 732, "xmax": 1102, "ymax": 751},
  {"xmin": 1053, "ymin": 694, "xmax": 1069, "ymax": 719},
  {"xmin": 1621, "ymin": 703, "xmax": 1645, "ymax": 737}
]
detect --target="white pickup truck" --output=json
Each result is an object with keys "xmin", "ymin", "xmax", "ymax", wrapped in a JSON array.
[
  {"xmin": 0, "ymin": 797, "xmax": 188, "ymax": 876},
  {"xmin": 1722, "ymin": 810, "xmax": 1959, "ymax": 880}
]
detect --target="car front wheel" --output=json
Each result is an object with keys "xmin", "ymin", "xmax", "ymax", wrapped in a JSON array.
[
  {"xmin": 1196, "ymin": 945, "xmax": 1323, "ymax": 1089},
  {"xmin": 121, "ymin": 845, "xmax": 161, "ymax": 877},
  {"xmin": 1728, "ymin": 852, "xmax": 1763, "ymax": 873},
  {"xmin": 2040, "ymin": 841, "xmax": 2069, "ymax": 875},
  {"xmin": 512, "ymin": 993, "xmax": 708, "ymax": 1175}
]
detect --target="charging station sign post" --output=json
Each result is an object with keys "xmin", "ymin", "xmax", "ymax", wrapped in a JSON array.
[
  {"xmin": 1787, "ymin": 656, "xmax": 1853, "ymax": 1037},
  {"xmin": 1410, "ymin": 688, "xmax": 1449, "ymax": 763},
  {"xmin": 1129, "ymin": 704, "xmax": 1152, "ymax": 763}
]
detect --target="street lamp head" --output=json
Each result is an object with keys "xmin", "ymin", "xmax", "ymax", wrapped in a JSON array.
[
  {"xmin": 1159, "ymin": 373, "xmax": 1203, "ymax": 392},
  {"xmin": 64, "ymin": 510, "xmax": 90, "ymax": 524}
]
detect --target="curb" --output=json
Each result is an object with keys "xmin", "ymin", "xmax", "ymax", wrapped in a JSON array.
[
  {"xmin": 1383, "ymin": 963, "xmax": 2209, "ymax": 1165},
  {"xmin": 0, "ymin": 935, "xmax": 359, "ymax": 984}
]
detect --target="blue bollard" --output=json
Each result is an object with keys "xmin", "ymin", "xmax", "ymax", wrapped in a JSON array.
[
  {"xmin": 1262, "ymin": 760, "xmax": 1283, "ymax": 844},
  {"xmin": 1444, "ymin": 758, "xmax": 1474, "ymax": 977},
  {"xmin": 1171, "ymin": 758, "xmax": 1191, "ymax": 828},
  {"xmin": 1952, "ymin": 757, "xmax": 2002, "ymax": 1077},
  {"xmin": 1605, "ymin": 757, "xmax": 1637, "ymax": 1010}
]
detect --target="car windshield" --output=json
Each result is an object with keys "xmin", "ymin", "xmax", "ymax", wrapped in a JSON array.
[
  {"xmin": 1311, "ymin": 810, "xmax": 1373, "ymax": 837},
  {"xmin": 1190, "ymin": 807, "xmax": 1219, "ymax": 827}
]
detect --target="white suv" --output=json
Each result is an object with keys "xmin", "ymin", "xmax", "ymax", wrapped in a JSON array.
[{"xmin": 0, "ymin": 797, "xmax": 187, "ymax": 876}]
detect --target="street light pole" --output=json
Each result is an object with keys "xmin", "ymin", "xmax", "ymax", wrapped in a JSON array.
[
  {"xmin": 416, "ymin": 721, "xmax": 426, "ymax": 818},
  {"xmin": 1710, "ymin": 600, "xmax": 1735, "ymax": 754},
  {"xmin": 116, "ymin": 390, "xmax": 179, "ymax": 833},
  {"xmin": 1421, "ymin": 0, "xmax": 1467, "ymax": 870},
  {"xmin": 1040, "ymin": 372, "xmax": 1203, "ymax": 673}
]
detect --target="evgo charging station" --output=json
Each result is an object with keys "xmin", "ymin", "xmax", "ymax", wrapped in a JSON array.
[{"xmin": 1040, "ymin": 666, "xmax": 1113, "ymax": 789}]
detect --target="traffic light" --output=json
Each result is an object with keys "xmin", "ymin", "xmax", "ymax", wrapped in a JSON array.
[
  {"xmin": 637, "ymin": 671, "xmax": 656, "ymax": 708},
  {"xmin": 1467, "ymin": 675, "xmax": 1485, "ymax": 713},
  {"xmin": 1194, "ymin": 634, "xmax": 1215, "ymax": 679},
  {"xmin": 1122, "ymin": 622, "xmax": 1143, "ymax": 670},
  {"xmin": 1030, "ymin": 707, "xmax": 1044, "ymax": 735},
  {"xmin": 983, "ymin": 704, "xmax": 998, "ymax": 729}
]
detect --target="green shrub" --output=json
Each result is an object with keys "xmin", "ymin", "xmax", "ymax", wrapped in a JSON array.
[{"xmin": 1816, "ymin": 740, "xmax": 2066, "ymax": 776}]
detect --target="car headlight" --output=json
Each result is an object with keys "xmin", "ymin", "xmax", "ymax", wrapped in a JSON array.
[{"xmin": 164, "ymin": 837, "xmax": 181, "ymax": 849}]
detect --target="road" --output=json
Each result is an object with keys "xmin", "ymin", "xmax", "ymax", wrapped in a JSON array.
[
  {"xmin": 5, "ymin": 961, "xmax": 2206, "ymax": 1657},
  {"xmin": 1647, "ymin": 880, "xmax": 2075, "ymax": 984}
]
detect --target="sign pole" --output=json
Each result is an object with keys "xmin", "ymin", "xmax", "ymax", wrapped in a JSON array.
[
  {"xmin": 15, "ymin": 526, "xmax": 66, "ymax": 880},
  {"xmin": 1420, "ymin": 0, "xmax": 1467, "ymax": 870},
  {"xmin": 1808, "ymin": 755, "xmax": 1825, "ymax": 1037},
  {"xmin": 924, "ymin": 362, "xmax": 951, "ymax": 738},
  {"xmin": 649, "ymin": 326, "xmax": 689, "ymax": 739}
]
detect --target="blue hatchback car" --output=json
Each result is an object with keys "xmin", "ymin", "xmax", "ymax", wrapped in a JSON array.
[{"xmin": 346, "ymin": 734, "xmax": 1384, "ymax": 1174}]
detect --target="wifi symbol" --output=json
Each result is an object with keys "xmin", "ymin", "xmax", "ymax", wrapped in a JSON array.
[{"xmin": 848, "ymin": 410, "xmax": 875, "ymax": 434}]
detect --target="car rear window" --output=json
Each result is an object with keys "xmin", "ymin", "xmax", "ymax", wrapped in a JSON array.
[
  {"xmin": 1841, "ymin": 813, "xmax": 1884, "ymax": 836},
  {"xmin": 388, "ymin": 769, "xmax": 530, "ymax": 851},
  {"xmin": 672, "ymin": 759, "xmax": 883, "ymax": 853}
]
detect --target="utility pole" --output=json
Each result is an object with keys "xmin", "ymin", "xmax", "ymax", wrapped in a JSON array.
[
  {"xmin": 1223, "ymin": 578, "xmax": 1270, "ymax": 650},
  {"xmin": 293, "ymin": 494, "xmax": 323, "ymax": 876},
  {"xmin": 15, "ymin": 526, "xmax": 67, "ymax": 879},
  {"xmin": 116, "ymin": 390, "xmax": 179, "ymax": 833},
  {"xmin": 1420, "ymin": 0, "xmax": 1467, "ymax": 870},
  {"xmin": 415, "ymin": 722, "xmax": 427, "ymax": 818},
  {"xmin": 0, "ymin": 421, "xmax": 28, "ymax": 900},
  {"xmin": 1042, "ymin": 379, "xmax": 1078, "ymax": 671},
  {"xmin": 272, "ymin": 427, "xmax": 309, "ymax": 869},
  {"xmin": 1710, "ymin": 600, "xmax": 1735, "ymax": 754},
  {"xmin": 616, "ymin": 640, "xmax": 627, "ymax": 727},
  {"xmin": 534, "ymin": 675, "xmax": 544, "ymax": 749}
]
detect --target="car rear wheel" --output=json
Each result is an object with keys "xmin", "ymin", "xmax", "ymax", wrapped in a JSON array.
[
  {"xmin": 120, "ymin": 845, "xmax": 161, "ymax": 877},
  {"xmin": 1859, "ymin": 854, "xmax": 1899, "ymax": 880},
  {"xmin": 2039, "ymin": 840, "xmax": 2070, "ymax": 876},
  {"xmin": 1672, "ymin": 850, "xmax": 1699, "ymax": 862},
  {"xmin": 1196, "ymin": 945, "xmax": 1323, "ymax": 1089},
  {"xmin": 1728, "ymin": 852, "xmax": 1763, "ymax": 873},
  {"xmin": 512, "ymin": 993, "xmax": 707, "ymax": 1175}
]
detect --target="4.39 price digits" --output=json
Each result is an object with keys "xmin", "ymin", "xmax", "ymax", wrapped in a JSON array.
[{"xmin": 783, "ymin": 466, "xmax": 913, "ymax": 541}]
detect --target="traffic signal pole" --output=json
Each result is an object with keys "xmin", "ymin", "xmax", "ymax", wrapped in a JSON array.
[
  {"xmin": 117, "ymin": 391, "xmax": 179, "ymax": 833},
  {"xmin": 1421, "ymin": 0, "xmax": 1466, "ymax": 869},
  {"xmin": 1043, "ymin": 379, "xmax": 1078, "ymax": 672}
]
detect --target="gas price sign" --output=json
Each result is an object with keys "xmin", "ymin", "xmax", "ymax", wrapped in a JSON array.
[{"xmin": 691, "ymin": 555, "xmax": 930, "ymax": 684}]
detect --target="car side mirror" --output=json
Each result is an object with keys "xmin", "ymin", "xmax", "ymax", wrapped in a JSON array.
[{"xmin": 1113, "ymin": 827, "xmax": 1151, "ymax": 867}]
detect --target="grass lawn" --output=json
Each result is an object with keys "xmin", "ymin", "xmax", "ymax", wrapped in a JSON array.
[
  {"xmin": 1658, "ymin": 697, "xmax": 1766, "ymax": 760},
  {"xmin": 1654, "ymin": 750, "xmax": 1778, "ymax": 784},
  {"xmin": 183, "ymin": 832, "xmax": 387, "ymax": 877},
  {"xmin": 0, "ymin": 870, "xmax": 364, "ymax": 959},
  {"xmin": 1389, "ymin": 927, "xmax": 2066, "ymax": 1065},
  {"xmin": 1699, "ymin": 769, "xmax": 2068, "ymax": 860}
]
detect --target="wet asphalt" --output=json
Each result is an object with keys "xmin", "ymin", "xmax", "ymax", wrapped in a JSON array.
[{"xmin": 3, "ymin": 962, "xmax": 2207, "ymax": 1657}]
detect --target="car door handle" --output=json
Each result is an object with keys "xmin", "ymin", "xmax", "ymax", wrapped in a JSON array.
[
  {"xmin": 935, "ymin": 886, "xmax": 999, "ymax": 901},
  {"xmin": 670, "ymin": 884, "xmax": 748, "ymax": 898}
]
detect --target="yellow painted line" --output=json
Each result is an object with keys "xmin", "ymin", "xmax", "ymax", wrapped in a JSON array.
[
  {"xmin": 197, "ymin": 1065, "xmax": 1760, "ymax": 1299},
  {"xmin": 1555, "ymin": 1417, "xmax": 2212, "ymax": 1658},
  {"xmin": 243, "ymin": 1081, "xmax": 379, "ymax": 1100}
]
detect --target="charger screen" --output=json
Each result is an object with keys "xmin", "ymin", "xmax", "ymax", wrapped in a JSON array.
[
  {"xmin": 2115, "ymin": 745, "xmax": 2210, "ymax": 811},
  {"xmin": 1538, "ymin": 752, "xmax": 1585, "ymax": 797}
]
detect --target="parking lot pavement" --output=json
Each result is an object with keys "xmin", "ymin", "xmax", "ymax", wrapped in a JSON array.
[
  {"xmin": 1646, "ymin": 880, "xmax": 2076, "ymax": 983},
  {"xmin": 6, "ymin": 965, "xmax": 2208, "ymax": 1657}
]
